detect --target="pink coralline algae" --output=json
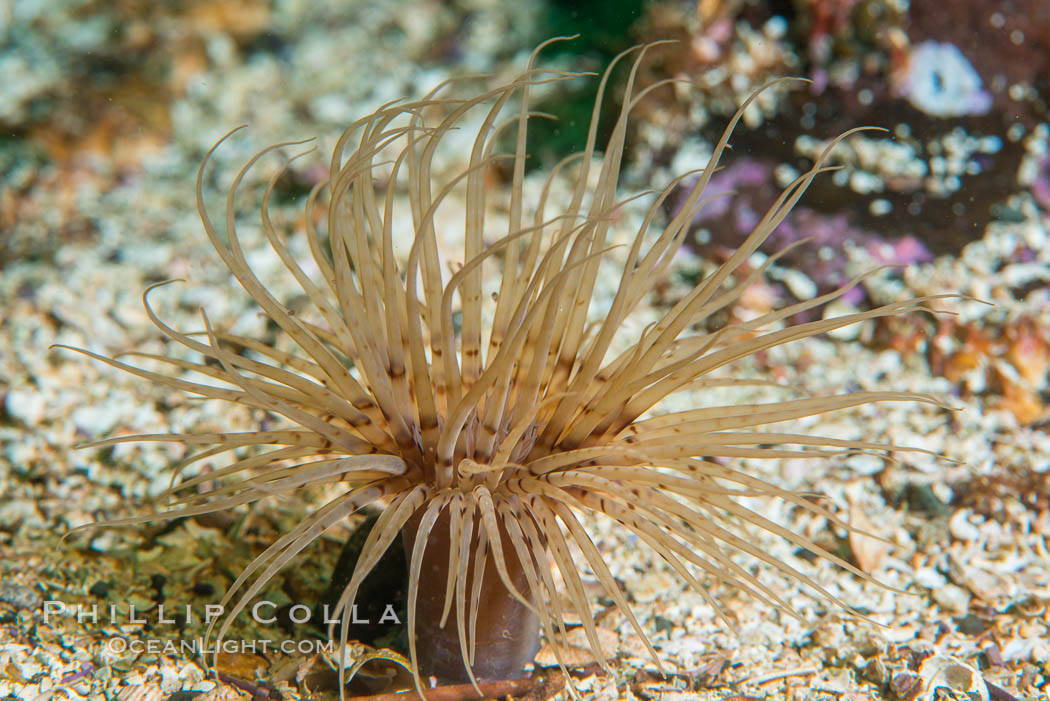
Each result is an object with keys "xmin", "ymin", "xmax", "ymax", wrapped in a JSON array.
[
  {"xmin": 677, "ymin": 159, "xmax": 932, "ymax": 306},
  {"xmin": 1032, "ymin": 153, "xmax": 1050, "ymax": 210}
]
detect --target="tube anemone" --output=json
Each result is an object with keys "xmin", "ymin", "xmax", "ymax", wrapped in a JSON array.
[{"xmin": 62, "ymin": 39, "xmax": 951, "ymax": 698}]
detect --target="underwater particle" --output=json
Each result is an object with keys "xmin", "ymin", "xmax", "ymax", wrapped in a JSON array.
[{"xmin": 896, "ymin": 41, "xmax": 992, "ymax": 118}]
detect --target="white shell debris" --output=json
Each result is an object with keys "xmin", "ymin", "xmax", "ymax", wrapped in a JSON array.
[
  {"xmin": 914, "ymin": 655, "xmax": 989, "ymax": 701},
  {"xmin": 899, "ymin": 41, "xmax": 992, "ymax": 117}
]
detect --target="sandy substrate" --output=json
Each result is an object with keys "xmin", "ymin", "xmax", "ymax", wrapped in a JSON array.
[{"xmin": 2, "ymin": 2, "xmax": 1049, "ymax": 700}]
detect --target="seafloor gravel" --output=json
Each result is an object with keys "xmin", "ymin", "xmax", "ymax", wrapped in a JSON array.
[{"xmin": 2, "ymin": 1, "xmax": 1049, "ymax": 700}]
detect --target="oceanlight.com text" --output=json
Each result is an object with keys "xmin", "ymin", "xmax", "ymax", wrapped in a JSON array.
[{"xmin": 97, "ymin": 637, "xmax": 336, "ymax": 656}]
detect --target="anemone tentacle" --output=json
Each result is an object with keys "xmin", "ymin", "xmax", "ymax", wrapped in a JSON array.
[{"xmin": 64, "ymin": 38, "xmax": 949, "ymax": 698}]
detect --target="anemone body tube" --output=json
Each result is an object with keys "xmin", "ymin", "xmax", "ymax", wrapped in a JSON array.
[{"xmin": 402, "ymin": 507, "xmax": 540, "ymax": 682}]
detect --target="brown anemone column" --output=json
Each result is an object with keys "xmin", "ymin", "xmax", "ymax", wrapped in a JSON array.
[{"xmin": 402, "ymin": 507, "xmax": 539, "ymax": 683}]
